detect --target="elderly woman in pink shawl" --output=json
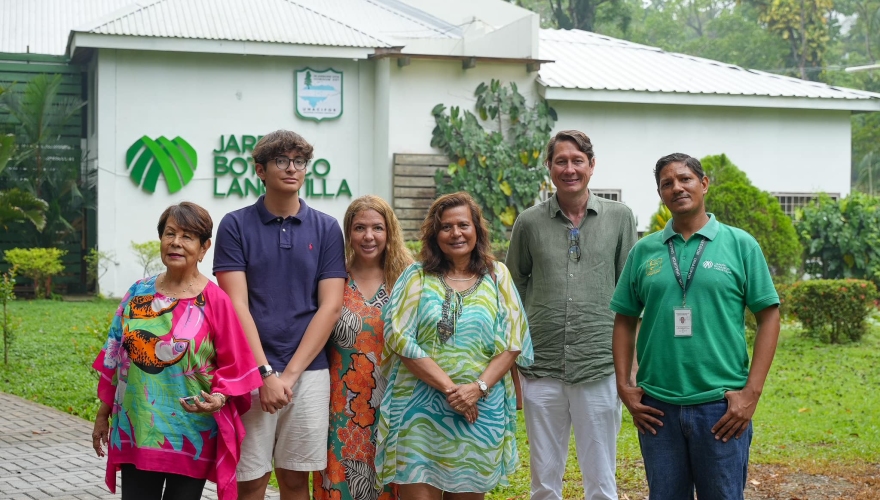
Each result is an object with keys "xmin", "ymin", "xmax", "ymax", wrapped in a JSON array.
[{"xmin": 91, "ymin": 202, "xmax": 262, "ymax": 500}]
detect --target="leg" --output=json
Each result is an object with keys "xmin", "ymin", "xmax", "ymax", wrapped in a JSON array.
[
  {"xmin": 161, "ymin": 473, "xmax": 206, "ymax": 500},
  {"xmin": 274, "ymin": 370, "xmax": 331, "ymax": 500},
  {"xmin": 275, "ymin": 470, "xmax": 311, "ymax": 500},
  {"xmin": 637, "ymin": 396, "xmax": 694, "ymax": 500},
  {"xmin": 120, "ymin": 464, "xmax": 164, "ymax": 500},
  {"xmin": 521, "ymin": 376, "xmax": 571, "ymax": 500},
  {"xmin": 238, "ymin": 472, "xmax": 272, "ymax": 500},
  {"xmin": 568, "ymin": 374, "xmax": 622, "ymax": 500},
  {"xmin": 444, "ymin": 492, "xmax": 485, "ymax": 500},
  {"xmin": 237, "ymin": 389, "xmax": 278, "ymax": 500},
  {"xmin": 399, "ymin": 483, "xmax": 443, "ymax": 500},
  {"xmin": 687, "ymin": 399, "xmax": 752, "ymax": 500}
]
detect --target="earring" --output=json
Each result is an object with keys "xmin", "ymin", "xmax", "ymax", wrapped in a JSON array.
[{"xmin": 199, "ymin": 258, "xmax": 203, "ymax": 263}]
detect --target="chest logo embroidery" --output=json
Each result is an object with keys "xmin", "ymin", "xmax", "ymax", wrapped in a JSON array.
[
  {"xmin": 703, "ymin": 260, "xmax": 733, "ymax": 274},
  {"xmin": 646, "ymin": 258, "xmax": 663, "ymax": 276}
]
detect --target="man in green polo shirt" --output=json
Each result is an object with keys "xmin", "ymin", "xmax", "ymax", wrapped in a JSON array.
[
  {"xmin": 610, "ymin": 153, "xmax": 780, "ymax": 500},
  {"xmin": 507, "ymin": 130, "xmax": 637, "ymax": 500}
]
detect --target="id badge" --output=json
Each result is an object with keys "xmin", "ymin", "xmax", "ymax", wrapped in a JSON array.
[{"xmin": 674, "ymin": 307, "xmax": 692, "ymax": 337}]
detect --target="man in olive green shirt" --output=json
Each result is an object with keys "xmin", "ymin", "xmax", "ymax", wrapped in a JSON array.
[{"xmin": 506, "ymin": 130, "xmax": 636, "ymax": 500}]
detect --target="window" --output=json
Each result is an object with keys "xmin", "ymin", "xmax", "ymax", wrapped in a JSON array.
[
  {"xmin": 592, "ymin": 189, "xmax": 621, "ymax": 202},
  {"xmin": 773, "ymin": 192, "xmax": 840, "ymax": 217}
]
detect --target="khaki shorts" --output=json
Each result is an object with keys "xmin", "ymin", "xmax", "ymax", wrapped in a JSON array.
[{"xmin": 236, "ymin": 369, "xmax": 330, "ymax": 481}]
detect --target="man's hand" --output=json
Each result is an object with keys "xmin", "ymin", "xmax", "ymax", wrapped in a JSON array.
[
  {"xmin": 618, "ymin": 385, "xmax": 664, "ymax": 435},
  {"xmin": 712, "ymin": 388, "xmax": 759, "ymax": 442},
  {"xmin": 259, "ymin": 375, "xmax": 293, "ymax": 414}
]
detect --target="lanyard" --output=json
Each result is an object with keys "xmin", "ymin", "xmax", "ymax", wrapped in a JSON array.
[{"xmin": 667, "ymin": 236, "xmax": 707, "ymax": 306}]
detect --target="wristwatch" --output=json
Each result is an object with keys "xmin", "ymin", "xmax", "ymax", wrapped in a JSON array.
[
  {"xmin": 475, "ymin": 379, "xmax": 489, "ymax": 399},
  {"xmin": 258, "ymin": 365, "xmax": 275, "ymax": 379}
]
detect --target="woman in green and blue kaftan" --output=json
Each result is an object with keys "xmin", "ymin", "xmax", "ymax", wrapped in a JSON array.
[{"xmin": 374, "ymin": 193, "xmax": 533, "ymax": 496}]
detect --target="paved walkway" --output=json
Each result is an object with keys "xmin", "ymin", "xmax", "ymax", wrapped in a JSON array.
[{"xmin": 0, "ymin": 392, "xmax": 279, "ymax": 499}]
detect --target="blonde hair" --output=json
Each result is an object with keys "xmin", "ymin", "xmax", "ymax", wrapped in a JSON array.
[{"xmin": 343, "ymin": 195, "xmax": 413, "ymax": 288}]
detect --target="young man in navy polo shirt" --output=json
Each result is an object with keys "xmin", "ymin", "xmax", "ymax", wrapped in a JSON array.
[
  {"xmin": 610, "ymin": 153, "xmax": 780, "ymax": 500},
  {"xmin": 214, "ymin": 130, "xmax": 346, "ymax": 500}
]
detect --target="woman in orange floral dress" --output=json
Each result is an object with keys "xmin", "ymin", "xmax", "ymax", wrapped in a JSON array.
[{"xmin": 314, "ymin": 195, "xmax": 413, "ymax": 500}]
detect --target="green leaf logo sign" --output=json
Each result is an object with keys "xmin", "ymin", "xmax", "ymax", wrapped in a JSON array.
[{"xmin": 126, "ymin": 136, "xmax": 197, "ymax": 194}]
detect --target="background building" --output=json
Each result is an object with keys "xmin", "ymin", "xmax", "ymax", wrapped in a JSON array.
[{"xmin": 2, "ymin": 0, "xmax": 879, "ymax": 296}]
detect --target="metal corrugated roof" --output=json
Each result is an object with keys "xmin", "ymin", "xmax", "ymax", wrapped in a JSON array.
[
  {"xmin": 539, "ymin": 28, "xmax": 880, "ymax": 101},
  {"xmin": 1, "ymin": 0, "xmax": 460, "ymax": 56},
  {"xmin": 0, "ymin": 0, "xmax": 134, "ymax": 55},
  {"xmin": 80, "ymin": 0, "xmax": 391, "ymax": 48},
  {"xmin": 300, "ymin": 0, "xmax": 459, "ymax": 43}
]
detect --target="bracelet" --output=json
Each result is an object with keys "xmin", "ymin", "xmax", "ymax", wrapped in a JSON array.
[{"xmin": 211, "ymin": 393, "xmax": 227, "ymax": 407}]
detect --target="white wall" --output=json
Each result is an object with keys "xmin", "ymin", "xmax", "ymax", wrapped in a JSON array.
[
  {"xmin": 550, "ymin": 100, "xmax": 852, "ymax": 230},
  {"xmin": 95, "ymin": 49, "xmax": 373, "ymax": 296},
  {"xmin": 383, "ymin": 59, "xmax": 539, "ymax": 193}
]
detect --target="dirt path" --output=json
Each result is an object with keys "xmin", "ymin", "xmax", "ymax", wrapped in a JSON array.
[{"xmin": 618, "ymin": 463, "xmax": 880, "ymax": 499}]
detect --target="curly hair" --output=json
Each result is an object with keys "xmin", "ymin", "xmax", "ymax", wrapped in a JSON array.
[
  {"xmin": 420, "ymin": 192, "xmax": 494, "ymax": 276},
  {"xmin": 251, "ymin": 130, "xmax": 314, "ymax": 167},
  {"xmin": 343, "ymin": 195, "xmax": 413, "ymax": 289}
]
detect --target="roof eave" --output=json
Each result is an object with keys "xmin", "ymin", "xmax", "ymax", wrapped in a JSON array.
[
  {"xmin": 540, "ymin": 85, "xmax": 880, "ymax": 112},
  {"xmin": 68, "ymin": 32, "xmax": 379, "ymax": 60}
]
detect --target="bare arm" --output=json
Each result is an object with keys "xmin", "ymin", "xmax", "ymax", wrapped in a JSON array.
[
  {"xmin": 447, "ymin": 350, "xmax": 520, "ymax": 416},
  {"xmin": 712, "ymin": 305, "xmax": 780, "ymax": 441},
  {"xmin": 278, "ymin": 277, "xmax": 345, "ymax": 392},
  {"xmin": 216, "ymin": 271, "xmax": 291, "ymax": 413},
  {"xmin": 400, "ymin": 357, "xmax": 456, "ymax": 393},
  {"xmin": 613, "ymin": 313, "xmax": 664, "ymax": 434}
]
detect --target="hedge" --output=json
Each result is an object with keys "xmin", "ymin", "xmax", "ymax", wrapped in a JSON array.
[{"xmin": 788, "ymin": 279, "xmax": 878, "ymax": 343}]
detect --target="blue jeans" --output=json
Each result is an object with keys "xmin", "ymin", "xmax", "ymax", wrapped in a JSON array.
[{"xmin": 637, "ymin": 395, "xmax": 752, "ymax": 500}]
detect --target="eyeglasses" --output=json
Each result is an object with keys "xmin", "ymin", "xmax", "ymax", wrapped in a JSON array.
[
  {"xmin": 272, "ymin": 156, "xmax": 310, "ymax": 171},
  {"xmin": 568, "ymin": 227, "xmax": 581, "ymax": 262}
]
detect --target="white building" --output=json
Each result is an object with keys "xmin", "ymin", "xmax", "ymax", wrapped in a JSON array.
[{"xmin": 2, "ymin": 0, "xmax": 879, "ymax": 296}]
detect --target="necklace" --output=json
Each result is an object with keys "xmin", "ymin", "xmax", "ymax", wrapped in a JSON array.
[
  {"xmin": 160, "ymin": 273, "xmax": 196, "ymax": 297},
  {"xmin": 445, "ymin": 273, "xmax": 476, "ymax": 282}
]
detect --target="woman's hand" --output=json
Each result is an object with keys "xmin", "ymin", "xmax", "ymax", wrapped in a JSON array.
[
  {"xmin": 446, "ymin": 383, "xmax": 482, "ymax": 423},
  {"xmin": 180, "ymin": 391, "xmax": 225, "ymax": 414},
  {"xmin": 92, "ymin": 403, "xmax": 111, "ymax": 457}
]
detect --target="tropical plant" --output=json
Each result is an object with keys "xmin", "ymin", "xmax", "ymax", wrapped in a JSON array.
[
  {"xmin": 0, "ymin": 74, "xmax": 88, "ymax": 247},
  {"xmin": 0, "ymin": 188, "xmax": 48, "ymax": 231},
  {"xmin": 4, "ymin": 247, "xmax": 67, "ymax": 299},
  {"xmin": 796, "ymin": 193, "xmax": 880, "ymax": 286},
  {"xmin": 644, "ymin": 202, "xmax": 672, "ymax": 236},
  {"xmin": 431, "ymin": 80, "xmax": 557, "ymax": 240},
  {"xmin": 0, "ymin": 132, "xmax": 49, "ymax": 232},
  {"xmin": 701, "ymin": 154, "xmax": 802, "ymax": 280},
  {"xmin": 131, "ymin": 241, "xmax": 163, "ymax": 277}
]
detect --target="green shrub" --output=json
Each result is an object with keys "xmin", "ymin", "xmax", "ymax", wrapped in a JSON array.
[
  {"xmin": 702, "ymin": 154, "xmax": 802, "ymax": 282},
  {"xmin": 491, "ymin": 240, "xmax": 510, "ymax": 261},
  {"xmin": 4, "ymin": 247, "xmax": 67, "ymax": 298},
  {"xmin": 788, "ymin": 279, "xmax": 878, "ymax": 343},
  {"xmin": 405, "ymin": 240, "xmax": 422, "ymax": 258},
  {"xmin": 796, "ymin": 193, "xmax": 880, "ymax": 287}
]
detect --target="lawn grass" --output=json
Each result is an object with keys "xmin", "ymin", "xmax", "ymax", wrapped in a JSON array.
[
  {"xmin": 1, "ymin": 299, "xmax": 878, "ymax": 498},
  {"xmin": 0, "ymin": 298, "xmax": 116, "ymax": 419}
]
